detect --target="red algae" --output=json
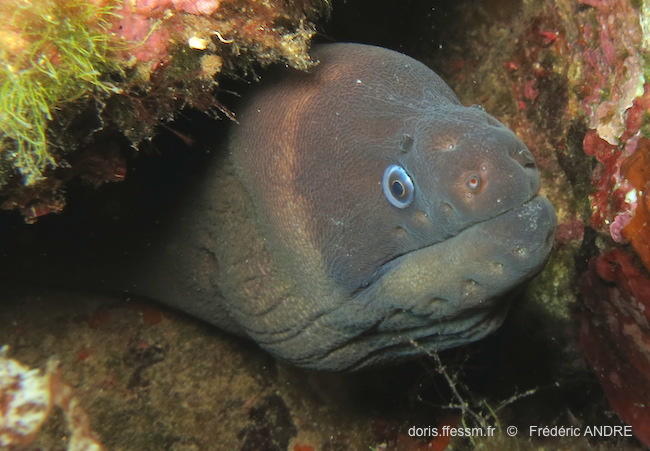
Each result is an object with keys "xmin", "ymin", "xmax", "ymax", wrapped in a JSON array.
[
  {"xmin": 555, "ymin": 218, "xmax": 585, "ymax": 245},
  {"xmin": 173, "ymin": 0, "xmax": 221, "ymax": 15},
  {"xmin": 293, "ymin": 444, "xmax": 315, "ymax": 451},
  {"xmin": 574, "ymin": 3, "xmax": 650, "ymax": 441},
  {"xmin": 583, "ymin": 85, "xmax": 650, "ymax": 236},
  {"xmin": 582, "ymin": 130, "xmax": 627, "ymax": 231},
  {"xmin": 574, "ymin": 0, "xmax": 647, "ymax": 236},
  {"xmin": 622, "ymin": 139, "xmax": 650, "ymax": 272},
  {"xmin": 576, "ymin": 0, "xmax": 644, "ymax": 146},
  {"xmin": 580, "ymin": 250, "xmax": 650, "ymax": 447},
  {"xmin": 538, "ymin": 30, "xmax": 558, "ymax": 46},
  {"xmin": 110, "ymin": 0, "xmax": 221, "ymax": 67},
  {"xmin": 581, "ymin": 86, "xmax": 650, "ymax": 449},
  {"xmin": 112, "ymin": 6, "xmax": 173, "ymax": 66},
  {"xmin": 109, "ymin": 0, "xmax": 322, "ymax": 70}
]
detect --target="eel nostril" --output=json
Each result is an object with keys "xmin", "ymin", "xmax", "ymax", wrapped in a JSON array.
[{"xmin": 510, "ymin": 148, "xmax": 536, "ymax": 169}]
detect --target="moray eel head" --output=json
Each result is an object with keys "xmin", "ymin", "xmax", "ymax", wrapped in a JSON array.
[{"xmin": 228, "ymin": 43, "xmax": 556, "ymax": 370}]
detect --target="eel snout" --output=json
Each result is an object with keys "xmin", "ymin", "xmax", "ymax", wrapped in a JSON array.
[
  {"xmin": 278, "ymin": 194, "xmax": 556, "ymax": 371},
  {"xmin": 328, "ymin": 195, "xmax": 557, "ymax": 370}
]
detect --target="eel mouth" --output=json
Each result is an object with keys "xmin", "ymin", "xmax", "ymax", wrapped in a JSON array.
[
  {"xmin": 292, "ymin": 298, "xmax": 510, "ymax": 371},
  {"xmin": 290, "ymin": 195, "xmax": 556, "ymax": 370},
  {"xmin": 343, "ymin": 300, "xmax": 511, "ymax": 371},
  {"xmin": 256, "ymin": 195, "xmax": 555, "ymax": 371},
  {"xmin": 353, "ymin": 194, "xmax": 556, "ymax": 299}
]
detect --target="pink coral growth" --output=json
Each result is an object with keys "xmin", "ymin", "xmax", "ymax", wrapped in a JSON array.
[
  {"xmin": 112, "ymin": 5, "xmax": 170, "ymax": 65},
  {"xmin": 577, "ymin": 0, "xmax": 644, "ymax": 145},
  {"xmin": 583, "ymin": 130, "xmax": 628, "ymax": 229},
  {"xmin": 111, "ymin": 0, "xmax": 221, "ymax": 66},
  {"xmin": 173, "ymin": 0, "xmax": 220, "ymax": 15},
  {"xmin": 583, "ymin": 85, "xmax": 650, "ymax": 235},
  {"xmin": 610, "ymin": 211, "xmax": 633, "ymax": 243}
]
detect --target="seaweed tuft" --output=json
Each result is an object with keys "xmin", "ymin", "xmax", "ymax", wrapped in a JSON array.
[{"xmin": 0, "ymin": 0, "xmax": 121, "ymax": 185}]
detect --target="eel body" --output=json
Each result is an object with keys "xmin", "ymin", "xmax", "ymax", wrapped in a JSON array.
[{"xmin": 10, "ymin": 43, "xmax": 557, "ymax": 371}]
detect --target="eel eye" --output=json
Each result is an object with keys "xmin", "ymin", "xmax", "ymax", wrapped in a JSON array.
[
  {"xmin": 466, "ymin": 174, "xmax": 481, "ymax": 191},
  {"xmin": 383, "ymin": 164, "xmax": 414, "ymax": 208}
]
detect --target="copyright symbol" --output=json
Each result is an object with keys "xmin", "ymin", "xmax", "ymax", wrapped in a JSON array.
[{"xmin": 506, "ymin": 426, "xmax": 518, "ymax": 436}]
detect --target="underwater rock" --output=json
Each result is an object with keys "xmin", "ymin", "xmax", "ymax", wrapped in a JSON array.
[
  {"xmin": 0, "ymin": 346, "xmax": 104, "ymax": 449},
  {"xmin": 579, "ymin": 249, "xmax": 650, "ymax": 447},
  {"xmin": 573, "ymin": 6, "xmax": 650, "ymax": 443},
  {"xmin": 585, "ymin": 86, "xmax": 650, "ymax": 240},
  {"xmin": 431, "ymin": 0, "xmax": 650, "ymax": 444},
  {"xmin": 621, "ymin": 136, "xmax": 650, "ymax": 270},
  {"xmin": 0, "ymin": 0, "xmax": 328, "ymax": 219},
  {"xmin": 0, "ymin": 289, "xmax": 394, "ymax": 449}
]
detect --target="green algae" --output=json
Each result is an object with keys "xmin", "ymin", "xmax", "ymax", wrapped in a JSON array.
[{"xmin": 0, "ymin": 0, "xmax": 122, "ymax": 185}]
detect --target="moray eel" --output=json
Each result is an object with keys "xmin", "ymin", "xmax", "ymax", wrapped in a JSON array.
[
  {"xmin": 11, "ymin": 43, "xmax": 556, "ymax": 371},
  {"xmin": 128, "ymin": 43, "xmax": 556, "ymax": 371}
]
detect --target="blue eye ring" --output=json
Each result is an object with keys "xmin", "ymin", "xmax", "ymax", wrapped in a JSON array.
[{"xmin": 382, "ymin": 164, "xmax": 414, "ymax": 208}]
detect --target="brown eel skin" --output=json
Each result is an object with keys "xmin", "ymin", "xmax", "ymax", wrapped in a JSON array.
[{"xmin": 3, "ymin": 43, "xmax": 556, "ymax": 371}]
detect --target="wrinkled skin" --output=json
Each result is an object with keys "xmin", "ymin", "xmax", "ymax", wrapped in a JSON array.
[{"xmin": 4, "ymin": 44, "xmax": 556, "ymax": 371}]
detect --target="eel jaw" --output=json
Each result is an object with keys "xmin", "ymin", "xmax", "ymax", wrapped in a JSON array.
[{"xmin": 269, "ymin": 195, "xmax": 555, "ymax": 371}]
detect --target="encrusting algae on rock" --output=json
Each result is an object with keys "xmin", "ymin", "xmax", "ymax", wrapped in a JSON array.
[
  {"xmin": 0, "ymin": 346, "xmax": 104, "ymax": 450},
  {"xmin": 569, "ymin": 5, "xmax": 650, "ymax": 445},
  {"xmin": 0, "ymin": 0, "xmax": 329, "ymax": 221},
  {"xmin": 428, "ymin": 0, "xmax": 650, "ymax": 445}
]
